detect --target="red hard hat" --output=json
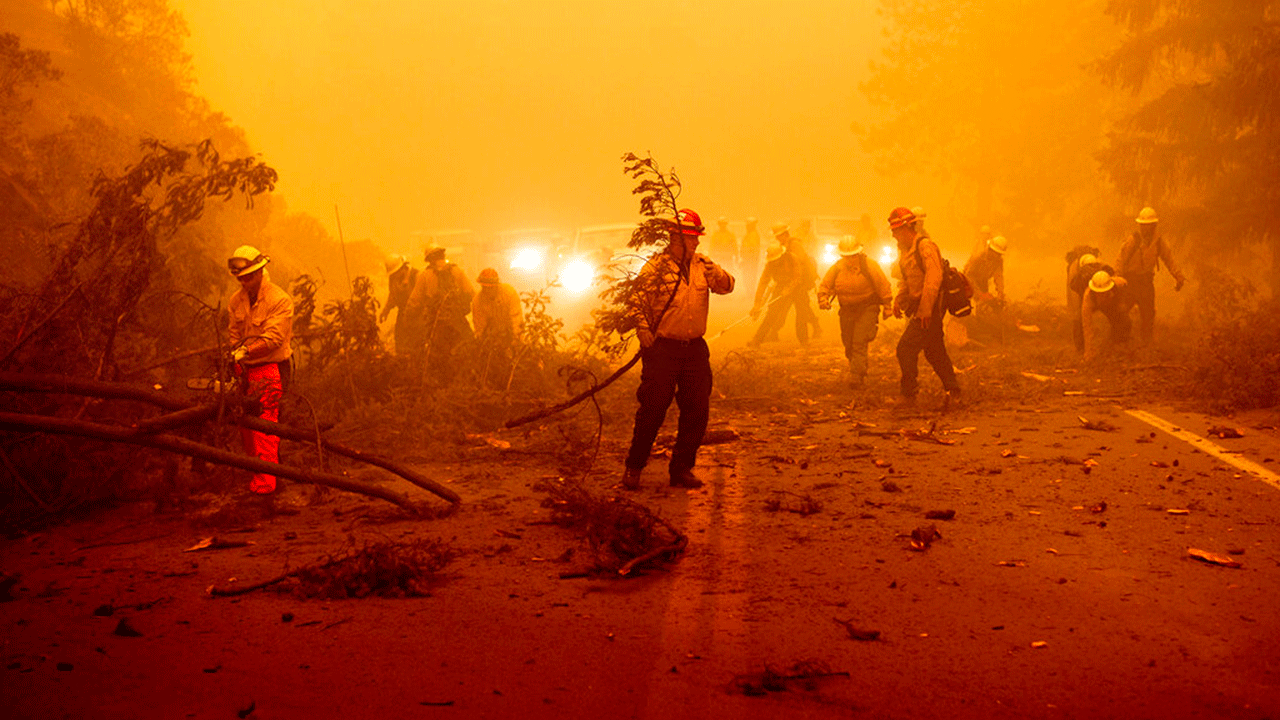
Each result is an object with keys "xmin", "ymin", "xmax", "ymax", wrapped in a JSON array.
[
  {"xmin": 887, "ymin": 207, "xmax": 917, "ymax": 230},
  {"xmin": 477, "ymin": 267, "xmax": 500, "ymax": 285},
  {"xmin": 675, "ymin": 208, "xmax": 706, "ymax": 236}
]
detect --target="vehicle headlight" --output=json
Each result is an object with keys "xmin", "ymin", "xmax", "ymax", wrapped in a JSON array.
[
  {"xmin": 558, "ymin": 259, "xmax": 596, "ymax": 294},
  {"xmin": 821, "ymin": 243, "xmax": 840, "ymax": 268},
  {"xmin": 510, "ymin": 247, "xmax": 544, "ymax": 272}
]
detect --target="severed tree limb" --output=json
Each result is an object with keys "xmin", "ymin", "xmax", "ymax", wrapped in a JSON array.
[
  {"xmin": 0, "ymin": 411, "xmax": 423, "ymax": 513},
  {"xmin": 208, "ymin": 568, "xmax": 301, "ymax": 598},
  {"xmin": 237, "ymin": 416, "xmax": 460, "ymax": 505},
  {"xmin": 0, "ymin": 372, "xmax": 460, "ymax": 505},
  {"xmin": 135, "ymin": 404, "xmax": 219, "ymax": 434},
  {"xmin": 504, "ymin": 352, "xmax": 641, "ymax": 429}
]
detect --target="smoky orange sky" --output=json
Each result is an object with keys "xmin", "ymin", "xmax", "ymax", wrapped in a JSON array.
[{"xmin": 173, "ymin": 0, "xmax": 919, "ymax": 252}]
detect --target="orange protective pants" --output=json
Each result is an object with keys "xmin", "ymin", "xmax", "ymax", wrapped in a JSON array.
[{"xmin": 239, "ymin": 363, "xmax": 282, "ymax": 494}]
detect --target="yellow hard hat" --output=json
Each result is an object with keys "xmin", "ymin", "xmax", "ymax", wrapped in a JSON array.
[
  {"xmin": 1089, "ymin": 270, "xmax": 1115, "ymax": 293},
  {"xmin": 838, "ymin": 235, "xmax": 862, "ymax": 257},
  {"xmin": 988, "ymin": 236, "xmax": 1008, "ymax": 255},
  {"xmin": 1136, "ymin": 207, "xmax": 1159, "ymax": 224},
  {"xmin": 1078, "ymin": 253, "xmax": 1097, "ymax": 267},
  {"xmin": 771, "ymin": 223, "xmax": 789, "ymax": 237},
  {"xmin": 765, "ymin": 241, "xmax": 785, "ymax": 261},
  {"xmin": 384, "ymin": 254, "xmax": 407, "ymax": 274},
  {"xmin": 227, "ymin": 245, "xmax": 268, "ymax": 277}
]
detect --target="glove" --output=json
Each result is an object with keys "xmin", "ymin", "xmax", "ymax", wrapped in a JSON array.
[
  {"xmin": 818, "ymin": 301, "xmax": 831, "ymax": 311},
  {"xmin": 1175, "ymin": 277, "xmax": 1185, "ymax": 292},
  {"xmin": 231, "ymin": 347, "xmax": 247, "ymax": 364},
  {"xmin": 749, "ymin": 307, "xmax": 761, "ymax": 320}
]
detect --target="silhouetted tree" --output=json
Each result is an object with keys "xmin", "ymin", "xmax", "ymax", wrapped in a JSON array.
[{"xmin": 1095, "ymin": 0, "xmax": 1280, "ymax": 294}]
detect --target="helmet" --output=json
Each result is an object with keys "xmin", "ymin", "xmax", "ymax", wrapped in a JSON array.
[
  {"xmin": 675, "ymin": 208, "xmax": 705, "ymax": 236},
  {"xmin": 771, "ymin": 222, "xmax": 789, "ymax": 236},
  {"xmin": 1136, "ymin": 207, "xmax": 1159, "ymax": 224},
  {"xmin": 424, "ymin": 245, "xmax": 446, "ymax": 262},
  {"xmin": 1089, "ymin": 270, "xmax": 1116, "ymax": 293},
  {"xmin": 745, "ymin": 216, "xmax": 757, "ymax": 225},
  {"xmin": 887, "ymin": 207, "xmax": 916, "ymax": 230},
  {"xmin": 477, "ymin": 267, "xmax": 500, "ymax": 285},
  {"xmin": 227, "ymin": 245, "xmax": 269, "ymax": 277},
  {"xmin": 717, "ymin": 216, "xmax": 729, "ymax": 225},
  {"xmin": 979, "ymin": 224, "xmax": 992, "ymax": 235},
  {"xmin": 988, "ymin": 236, "xmax": 1008, "ymax": 255},
  {"xmin": 1078, "ymin": 253, "xmax": 1097, "ymax": 267},
  {"xmin": 838, "ymin": 235, "xmax": 862, "ymax": 257},
  {"xmin": 384, "ymin": 254, "xmax": 408, "ymax": 274},
  {"xmin": 911, "ymin": 206, "xmax": 927, "ymax": 219},
  {"xmin": 765, "ymin": 241, "xmax": 785, "ymax": 262}
]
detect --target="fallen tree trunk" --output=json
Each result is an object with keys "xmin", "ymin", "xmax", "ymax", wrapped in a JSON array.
[
  {"xmin": 0, "ymin": 411, "xmax": 422, "ymax": 513},
  {"xmin": 0, "ymin": 372, "xmax": 460, "ymax": 505}
]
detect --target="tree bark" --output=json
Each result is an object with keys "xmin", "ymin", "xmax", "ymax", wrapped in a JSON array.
[
  {"xmin": 0, "ymin": 371, "xmax": 460, "ymax": 505},
  {"xmin": 0, "ymin": 411, "xmax": 422, "ymax": 512}
]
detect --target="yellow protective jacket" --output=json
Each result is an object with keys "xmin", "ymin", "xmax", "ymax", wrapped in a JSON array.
[
  {"xmin": 472, "ymin": 283, "xmax": 524, "ymax": 338},
  {"xmin": 893, "ymin": 236, "xmax": 943, "ymax": 320},
  {"xmin": 229, "ymin": 272, "xmax": 294, "ymax": 365},
  {"xmin": 818, "ymin": 254, "xmax": 891, "ymax": 310}
]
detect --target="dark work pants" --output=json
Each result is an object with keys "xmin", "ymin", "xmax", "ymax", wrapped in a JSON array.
[
  {"xmin": 626, "ymin": 337, "xmax": 713, "ymax": 477},
  {"xmin": 1126, "ymin": 272, "xmax": 1156, "ymax": 343},
  {"xmin": 838, "ymin": 303, "xmax": 879, "ymax": 380},
  {"xmin": 896, "ymin": 314, "xmax": 960, "ymax": 397}
]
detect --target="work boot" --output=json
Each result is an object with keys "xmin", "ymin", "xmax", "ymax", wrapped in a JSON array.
[
  {"xmin": 942, "ymin": 388, "xmax": 962, "ymax": 412},
  {"xmin": 669, "ymin": 470, "xmax": 705, "ymax": 489},
  {"xmin": 621, "ymin": 467, "xmax": 642, "ymax": 491}
]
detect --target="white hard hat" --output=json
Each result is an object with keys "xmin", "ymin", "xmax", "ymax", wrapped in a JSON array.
[
  {"xmin": 911, "ymin": 206, "xmax": 926, "ymax": 218},
  {"xmin": 765, "ymin": 241, "xmax": 785, "ymax": 261},
  {"xmin": 745, "ymin": 216, "xmax": 757, "ymax": 224},
  {"xmin": 771, "ymin": 223, "xmax": 789, "ymax": 236},
  {"xmin": 424, "ymin": 244, "xmax": 446, "ymax": 262},
  {"xmin": 718, "ymin": 216, "xmax": 729, "ymax": 225},
  {"xmin": 1078, "ymin": 253, "xmax": 1097, "ymax": 267},
  {"xmin": 988, "ymin": 236, "xmax": 1008, "ymax": 255},
  {"xmin": 838, "ymin": 235, "xmax": 862, "ymax": 257},
  {"xmin": 228, "ymin": 245, "xmax": 268, "ymax": 277},
  {"xmin": 384, "ymin": 254, "xmax": 408, "ymax": 274},
  {"xmin": 1136, "ymin": 207, "xmax": 1159, "ymax": 224},
  {"xmin": 1089, "ymin": 270, "xmax": 1115, "ymax": 293}
]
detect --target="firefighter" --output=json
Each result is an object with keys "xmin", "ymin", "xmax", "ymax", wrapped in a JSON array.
[
  {"xmin": 404, "ymin": 245, "xmax": 474, "ymax": 372},
  {"xmin": 226, "ymin": 245, "xmax": 294, "ymax": 495},
  {"xmin": 1081, "ymin": 270, "xmax": 1133, "ymax": 362},
  {"xmin": 748, "ymin": 236, "xmax": 798, "ymax": 347},
  {"xmin": 379, "ymin": 254, "xmax": 419, "ymax": 356},
  {"xmin": 1068, "ymin": 252, "xmax": 1113, "ymax": 353},
  {"xmin": 1116, "ymin": 207, "xmax": 1185, "ymax": 343},
  {"xmin": 889, "ymin": 207, "xmax": 961, "ymax": 407},
  {"xmin": 708, "ymin": 216, "xmax": 738, "ymax": 271},
  {"xmin": 623, "ymin": 209, "xmax": 735, "ymax": 490},
  {"xmin": 783, "ymin": 225, "xmax": 822, "ymax": 341},
  {"xmin": 471, "ymin": 267, "xmax": 523, "ymax": 342},
  {"xmin": 818, "ymin": 235, "xmax": 892, "ymax": 387}
]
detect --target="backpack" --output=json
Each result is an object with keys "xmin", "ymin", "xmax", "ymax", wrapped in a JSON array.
[{"xmin": 905, "ymin": 241, "xmax": 973, "ymax": 318}]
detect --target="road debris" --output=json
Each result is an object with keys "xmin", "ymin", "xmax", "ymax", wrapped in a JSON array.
[
  {"xmin": 1078, "ymin": 416, "xmax": 1118, "ymax": 432},
  {"xmin": 1206, "ymin": 426, "xmax": 1243, "ymax": 439},
  {"xmin": 1021, "ymin": 372, "xmax": 1052, "ymax": 382},
  {"xmin": 1187, "ymin": 548, "xmax": 1242, "ymax": 568},
  {"xmin": 924, "ymin": 509, "xmax": 955, "ymax": 521},
  {"xmin": 833, "ymin": 618, "xmax": 881, "ymax": 641},
  {"xmin": 183, "ymin": 537, "xmax": 254, "ymax": 553},
  {"xmin": 909, "ymin": 525, "xmax": 940, "ymax": 551}
]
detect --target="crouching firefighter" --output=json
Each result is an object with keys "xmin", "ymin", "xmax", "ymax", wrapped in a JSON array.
[{"xmin": 227, "ymin": 245, "xmax": 294, "ymax": 495}]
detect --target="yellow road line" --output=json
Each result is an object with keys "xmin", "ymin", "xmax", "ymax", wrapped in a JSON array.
[{"xmin": 1125, "ymin": 409, "xmax": 1280, "ymax": 491}]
